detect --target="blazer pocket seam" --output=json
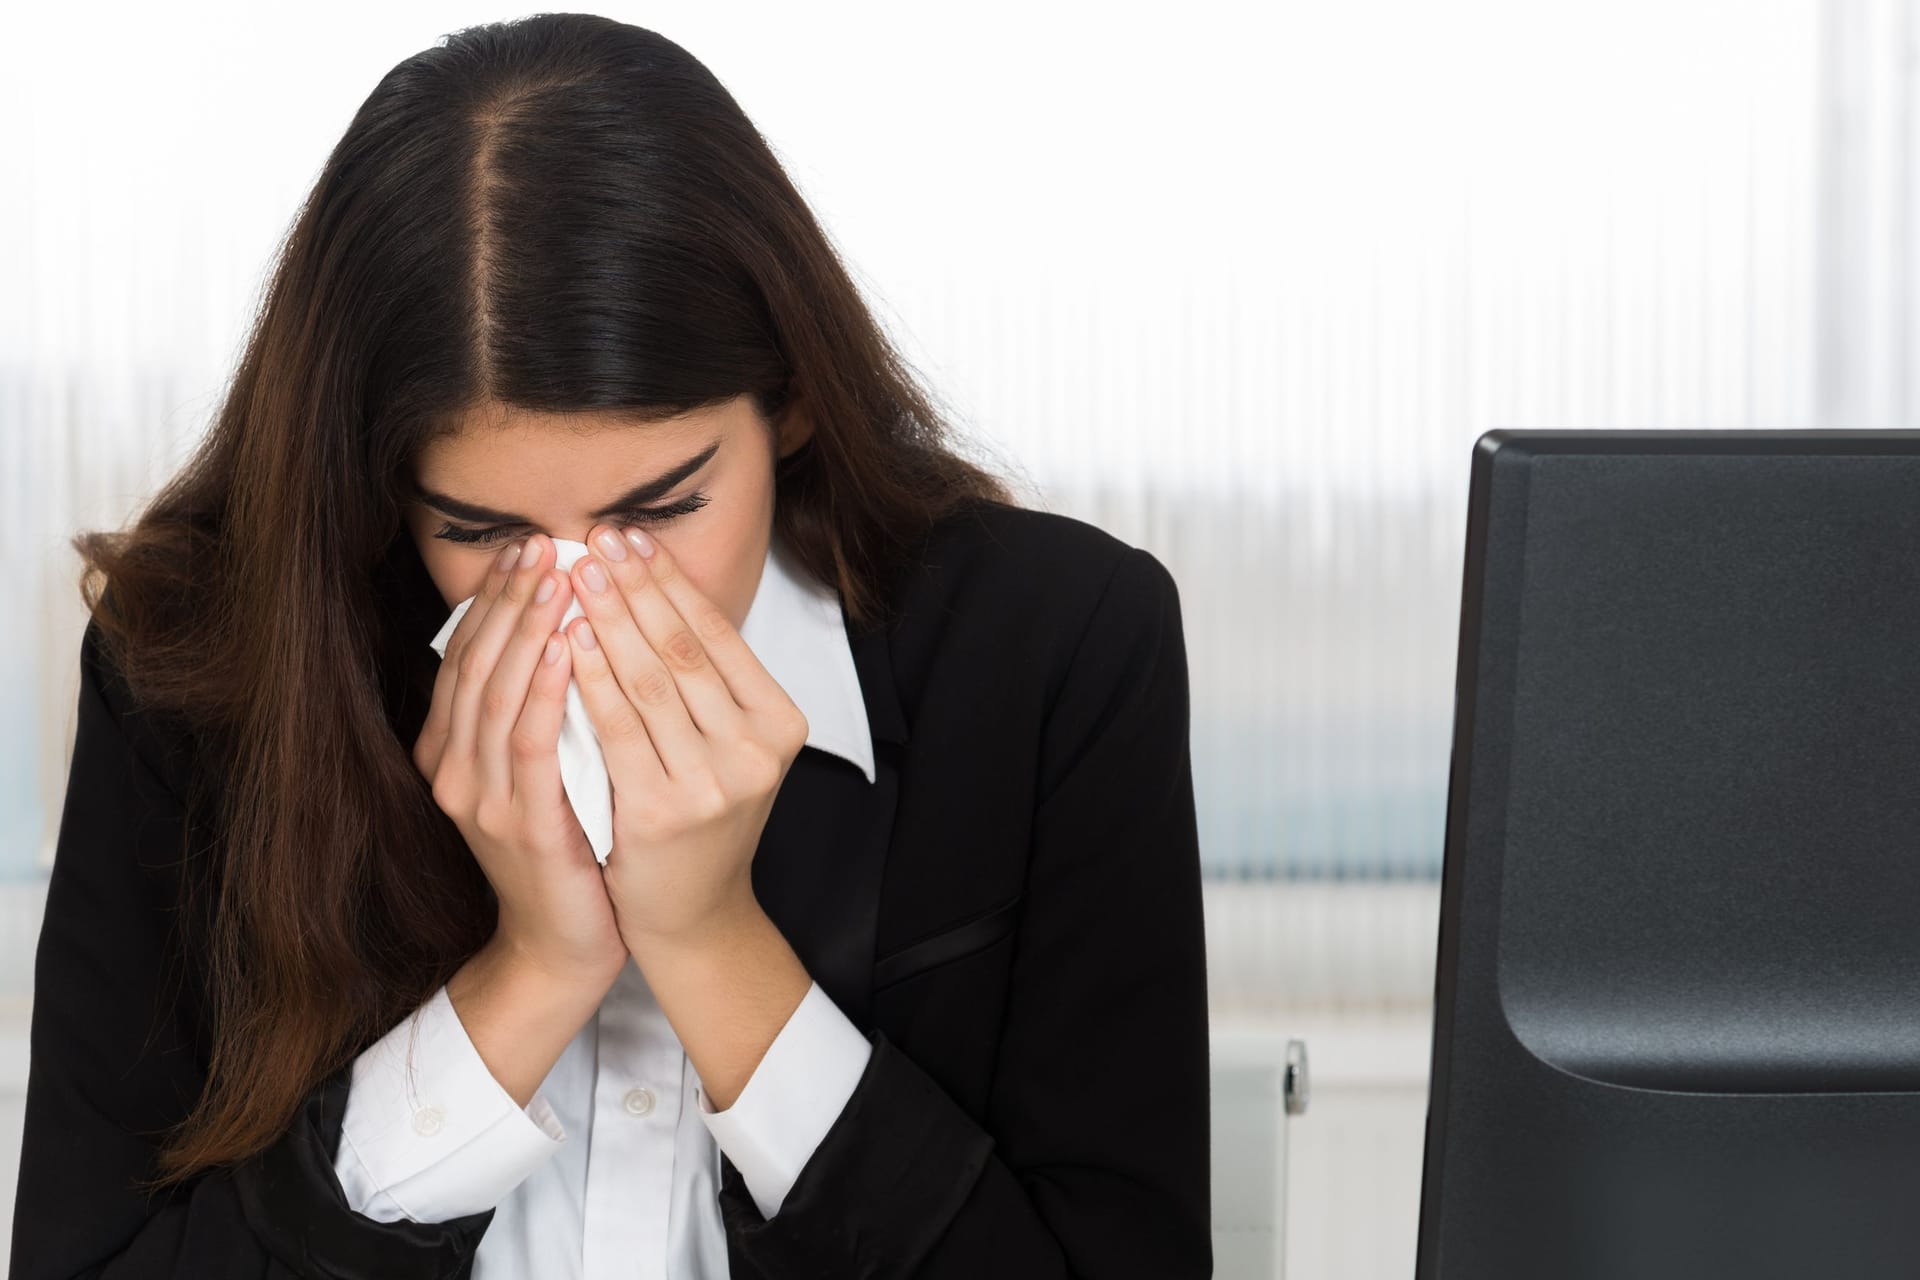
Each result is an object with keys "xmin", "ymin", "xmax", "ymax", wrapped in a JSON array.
[{"xmin": 872, "ymin": 894, "xmax": 1023, "ymax": 991}]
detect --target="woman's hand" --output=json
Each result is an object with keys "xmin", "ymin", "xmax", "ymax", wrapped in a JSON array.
[
  {"xmin": 560, "ymin": 523, "xmax": 811, "ymax": 952},
  {"xmin": 413, "ymin": 533, "xmax": 631, "ymax": 988}
]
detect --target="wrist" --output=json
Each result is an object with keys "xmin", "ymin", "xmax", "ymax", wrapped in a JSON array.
[
  {"xmin": 620, "ymin": 880, "xmax": 766, "ymax": 963},
  {"xmin": 446, "ymin": 936, "xmax": 620, "ymax": 1109},
  {"xmin": 481, "ymin": 928, "xmax": 626, "ymax": 1003}
]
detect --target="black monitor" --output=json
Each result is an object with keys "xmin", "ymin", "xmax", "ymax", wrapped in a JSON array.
[{"xmin": 1415, "ymin": 429, "xmax": 1920, "ymax": 1280}]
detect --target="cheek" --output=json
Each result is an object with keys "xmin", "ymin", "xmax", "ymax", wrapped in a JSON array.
[
  {"xmin": 413, "ymin": 534, "xmax": 485, "ymax": 610},
  {"xmin": 652, "ymin": 539, "xmax": 753, "ymax": 631}
]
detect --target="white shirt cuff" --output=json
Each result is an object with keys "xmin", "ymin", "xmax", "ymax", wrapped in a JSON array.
[
  {"xmin": 695, "ymin": 980, "xmax": 873, "ymax": 1220},
  {"xmin": 332, "ymin": 982, "xmax": 568, "ymax": 1223}
]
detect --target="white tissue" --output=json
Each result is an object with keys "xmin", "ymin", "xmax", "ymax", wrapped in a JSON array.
[{"xmin": 427, "ymin": 538, "xmax": 616, "ymax": 864}]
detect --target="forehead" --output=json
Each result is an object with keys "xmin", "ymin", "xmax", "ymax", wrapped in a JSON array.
[
  {"xmin": 420, "ymin": 397, "xmax": 756, "ymax": 474},
  {"xmin": 414, "ymin": 398, "xmax": 756, "ymax": 496}
]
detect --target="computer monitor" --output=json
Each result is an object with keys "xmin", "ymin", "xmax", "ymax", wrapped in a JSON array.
[{"xmin": 1416, "ymin": 429, "xmax": 1920, "ymax": 1280}]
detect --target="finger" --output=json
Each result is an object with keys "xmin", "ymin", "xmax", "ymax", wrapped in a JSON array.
[
  {"xmin": 586, "ymin": 525, "xmax": 748, "ymax": 747},
  {"xmin": 508, "ymin": 628, "xmax": 574, "ymax": 814},
  {"xmin": 616, "ymin": 525, "xmax": 790, "ymax": 715},
  {"xmin": 446, "ymin": 537, "xmax": 546, "ymax": 768},
  {"xmin": 419, "ymin": 539, "xmax": 522, "ymax": 777},
  {"xmin": 563, "ymin": 617, "xmax": 670, "ymax": 798},
  {"xmin": 477, "ymin": 552, "xmax": 574, "ymax": 802},
  {"xmin": 440, "ymin": 537, "xmax": 522, "ymax": 670},
  {"xmin": 570, "ymin": 534, "xmax": 712, "ymax": 780}
]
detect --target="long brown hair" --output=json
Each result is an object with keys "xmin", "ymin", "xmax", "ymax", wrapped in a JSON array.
[{"xmin": 73, "ymin": 12, "xmax": 1021, "ymax": 1188}]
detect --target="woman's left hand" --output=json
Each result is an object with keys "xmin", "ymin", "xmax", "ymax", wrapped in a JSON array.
[{"xmin": 561, "ymin": 523, "xmax": 811, "ymax": 951}]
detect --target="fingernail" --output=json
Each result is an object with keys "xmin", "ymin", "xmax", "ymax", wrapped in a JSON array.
[
  {"xmin": 594, "ymin": 528, "xmax": 628, "ymax": 561},
  {"xmin": 535, "ymin": 574, "xmax": 556, "ymax": 604},
  {"xmin": 625, "ymin": 528, "xmax": 655, "ymax": 558},
  {"xmin": 573, "ymin": 621, "xmax": 598, "ymax": 650},
  {"xmin": 542, "ymin": 634, "xmax": 563, "ymax": 665},
  {"xmin": 580, "ymin": 559, "xmax": 608, "ymax": 593},
  {"xmin": 497, "ymin": 542, "xmax": 522, "ymax": 571}
]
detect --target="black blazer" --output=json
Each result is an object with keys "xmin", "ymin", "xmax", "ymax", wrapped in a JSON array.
[{"xmin": 11, "ymin": 497, "xmax": 1212, "ymax": 1279}]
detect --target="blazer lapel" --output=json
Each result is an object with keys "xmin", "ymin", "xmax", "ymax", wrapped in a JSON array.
[{"xmin": 747, "ymin": 604, "xmax": 908, "ymax": 1032}]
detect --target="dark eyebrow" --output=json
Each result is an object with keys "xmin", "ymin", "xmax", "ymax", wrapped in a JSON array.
[{"xmin": 413, "ymin": 439, "xmax": 721, "ymax": 524}]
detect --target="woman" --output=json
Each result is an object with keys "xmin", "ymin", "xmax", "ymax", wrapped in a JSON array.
[{"xmin": 11, "ymin": 13, "xmax": 1210, "ymax": 1279}]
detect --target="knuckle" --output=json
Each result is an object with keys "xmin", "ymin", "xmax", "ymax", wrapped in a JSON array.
[
  {"xmin": 430, "ymin": 773, "xmax": 464, "ymax": 814},
  {"xmin": 692, "ymin": 604, "xmax": 732, "ymax": 642},
  {"xmin": 661, "ymin": 629, "xmax": 705, "ymax": 671},
  {"xmin": 508, "ymin": 724, "xmax": 547, "ymax": 762},
  {"xmin": 472, "ymin": 796, "xmax": 510, "ymax": 838},
  {"xmin": 753, "ymin": 705, "xmax": 807, "ymax": 757},
  {"xmin": 685, "ymin": 774, "xmax": 728, "ymax": 819},
  {"xmin": 456, "ymin": 643, "xmax": 486, "ymax": 681},
  {"xmin": 601, "ymin": 712, "xmax": 651, "ymax": 746},
  {"xmin": 775, "ymin": 704, "xmax": 810, "ymax": 751},
  {"xmin": 480, "ymin": 682, "xmax": 511, "ymax": 721},
  {"xmin": 737, "ymin": 742, "xmax": 784, "ymax": 792},
  {"xmin": 631, "ymin": 666, "xmax": 677, "ymax": 707},
  {"xmin": 621, "ymin": 801, "xmax": 666, "ymax": 838}
]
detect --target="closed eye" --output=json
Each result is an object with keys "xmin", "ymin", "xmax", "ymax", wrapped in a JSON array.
[{"xmin": 431, "ymin": 492, "xmax": 711, "ymax": 546}]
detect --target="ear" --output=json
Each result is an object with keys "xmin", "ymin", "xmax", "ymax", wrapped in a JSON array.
[{"xmin": 773, "ymin": 392, "xmax": 815, "ymax": 459}]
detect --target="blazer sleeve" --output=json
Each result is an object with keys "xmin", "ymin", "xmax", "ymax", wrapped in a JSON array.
[
  {"xmin": 712, "ymin": 545, "xmax": 1214, "ymax": 1279},
  {"xmin": 9, "ymin": 620, "xmax": 496, "ymax": 1280}
]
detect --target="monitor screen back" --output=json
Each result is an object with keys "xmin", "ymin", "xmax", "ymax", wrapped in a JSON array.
[{"xmin": 1417, "ymin": 430, "xmax": 1920, "ymax": 1280}]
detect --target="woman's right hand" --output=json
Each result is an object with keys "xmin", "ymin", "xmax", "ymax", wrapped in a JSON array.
[{"xmin": 412, "ymin": 533, "xmax": 631, "ymax": 990}]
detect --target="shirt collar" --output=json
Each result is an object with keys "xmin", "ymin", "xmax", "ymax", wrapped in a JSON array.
[{"xmin": 739, "ymin": 531, "xmax": 877, "ymax": 785}]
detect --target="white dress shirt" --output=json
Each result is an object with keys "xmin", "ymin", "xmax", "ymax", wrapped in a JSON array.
[{"xmin": 332, "ymin": 531, "xmax": 879, "ymax": 1278}]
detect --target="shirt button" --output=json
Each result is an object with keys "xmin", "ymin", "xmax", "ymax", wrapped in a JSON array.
[
  {"xmin": 411, "ymin": 1105, "xmax": 444, "ymax": 1136},
  {"xmin": 623, "ymin": 1086, "xmax": 656, "ymax": 1116}
]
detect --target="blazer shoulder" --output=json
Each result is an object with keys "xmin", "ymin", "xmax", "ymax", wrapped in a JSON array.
[
  {"xmin": 925, "ymin": 496, "xmax": 1130, "ymax": 564},
  {"xmin": 909, "ymin": 500, "xmax": 1189, "ymax": 813},
  {"xmin": 918, "ymin": 497, "xmax": 1179, "ymax": 630},
  {"xmin": 75, "ymin": 613, "xmax": 199, "ymax": 805}
]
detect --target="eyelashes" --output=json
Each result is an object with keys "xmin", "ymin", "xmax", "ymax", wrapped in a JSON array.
[{"xmin": 432, "ymin": 491, "xmax": 712, "ymax": 546}]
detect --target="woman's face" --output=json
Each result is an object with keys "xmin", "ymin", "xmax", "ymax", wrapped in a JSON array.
[{"xmin": 404, "ymin": 393, "xmax": 810, "ymax": 628}]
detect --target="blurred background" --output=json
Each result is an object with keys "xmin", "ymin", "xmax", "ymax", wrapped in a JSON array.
[{"xmin": 4, "ymin": 1, "xmax": 1917, "ymax": 1275}]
